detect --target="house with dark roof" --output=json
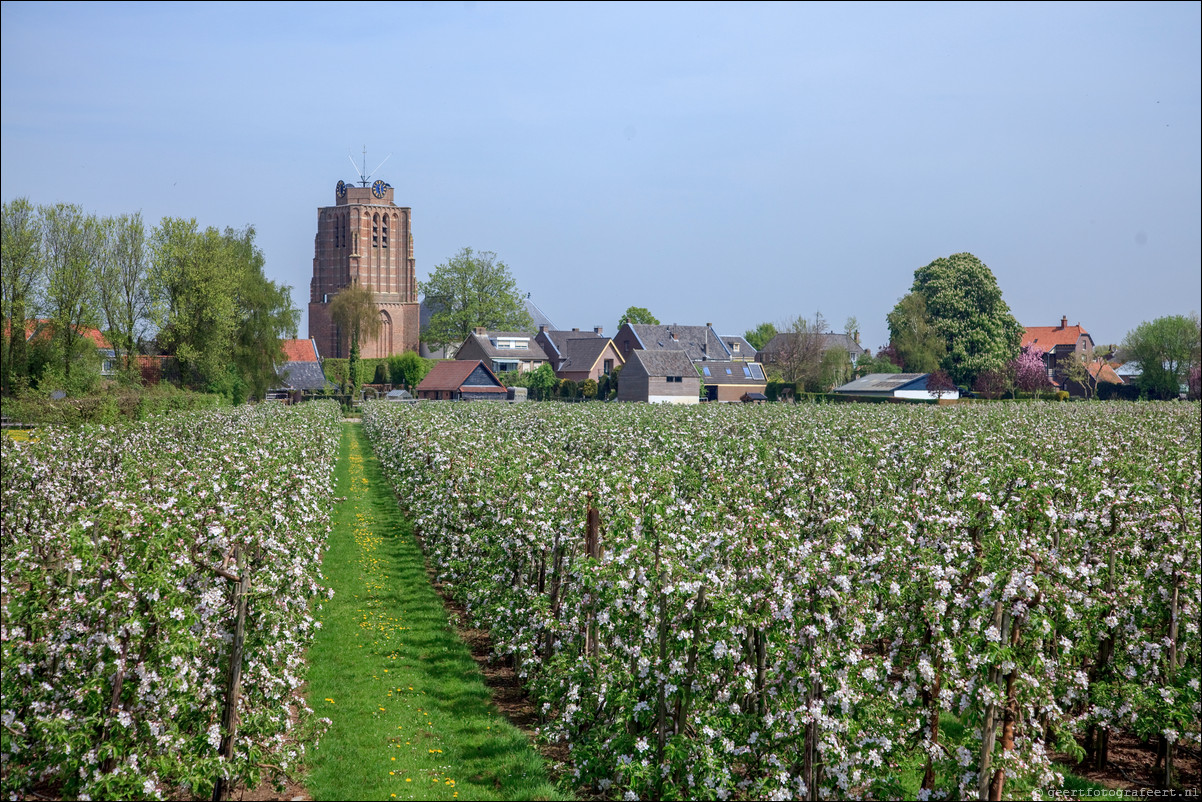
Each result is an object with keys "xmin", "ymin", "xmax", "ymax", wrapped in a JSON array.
[
  {"xmin": 720, "ymin": 335, "xmax": 757, "ymax": 362},
  {"xmin": 699, "ymin": 361, "xmax": 769, "ymax": 402},
  {"xmin": 614, "ymin": 323, "xmax": 730, "ymax": 364},
  {"xmin": 416, "ymin": 360, "xmax": 507, "ymax": 401},
  {"xmin": 1021, "ymin": 316, "xmax": 1095, "ymax": 390},
  {"xmin": 833, "ymin": 373, "xmax": 959, "ymax": 401},
  {"xmin": 618, "ymin": 350, "xmax": 700, "ymax": 404},
  {"xmin": 274, "ymin": 338, "xmax": 330, "ymax": 392},
  {"xmin": 534, "ymin": 326, "xmax": 624, "ymax": 383},
  {"xmin": 453, "ymin": 328, "xmax": 549, "ymax": 377},
  {"xmin": 758, "ymin": 331, "xmax": 867, "ymax": 367}
]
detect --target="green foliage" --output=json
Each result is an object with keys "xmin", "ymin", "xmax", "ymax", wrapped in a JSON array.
[
  {"xmin": 886, "ymin": 292, "xmax": 945, "ymax": 373},
  {"xmin": 743, "ymin": 322, "xmax": 777, "ymax": 352},
  {"xmin": 42, "ymin": 203, "xmax": 103, "ymax": 383},
  {"xmin": 94, "ymin": 212, "xmax": 150, "ymax": 378},
  {"xmin": 902, "ymin": 253, "xmax": 1023, "ymax": 386},
  {"xmin": 346, "ymin": 337, "xmax": 360, "ymax": 395},
  {"xmin": 0, "ymin": 385, "xmax": 224, "ymax": 426},
  {"xmin": 2, "ymin": 198, "xmax": 43, "ymax": 394},
  {"xmin": 853, "ymin": 350, "xmax": 903, "ymax": 377},
  {"xmin": 150, "ymin": 219, "xmax": 297, "ymax": 401},
  {"xmin": 327, "ymin": 282, "xmax": 381, "ymax": 358},
  {"xmin": 1121, "ymin": 313, "xmax": 1201, "ymax": 400},
  {"xmin": 581, "ymin": 377, "xmax": 598, "ymax": 399},
  {"xmin": 421, "ymin": 247, "xmax": 531, "ymax": 351},
  {"xmin": 385, "ymin": 351, "xmax": 433, "ymax": 389},
  {"xmin": 617, "ymin": 306, "xmax": 659, "ymax": 331}
]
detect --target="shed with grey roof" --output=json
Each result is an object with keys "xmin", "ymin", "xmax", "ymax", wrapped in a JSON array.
[{"xmin": 832, "ymin": 373, "xmax": 959, "ymax": 401}]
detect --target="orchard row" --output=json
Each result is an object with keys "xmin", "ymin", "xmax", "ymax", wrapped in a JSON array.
[
  {"xmin": 364, "ymin": 400, "xmax": 1200, "ymax": 800},
  {"xmin": 1, "ymin": 402, "xmax": 342, "ymax": 800}
]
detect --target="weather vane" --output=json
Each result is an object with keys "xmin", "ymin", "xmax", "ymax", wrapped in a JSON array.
[{"xmin": 349, "ymin": 146, "xmax": 391, "ymax": 187}]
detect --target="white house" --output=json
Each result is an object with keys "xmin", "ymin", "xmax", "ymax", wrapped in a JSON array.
[{"xmin": 832, "ymin": 373, "xmax": 959, "ymax": 401}]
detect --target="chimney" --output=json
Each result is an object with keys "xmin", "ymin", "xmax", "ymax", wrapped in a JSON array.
[
  {"xmin": 705, "ymin": 322, "xmax": 712, "ymax": 328},
  {"xmin": 1060, "ymin": 315, "xmax": 1067, "ymax": 329},
  {"xmin": 854, "ymin": 330, "xmax": 860, "ymax": 345},
  {"xmin": 572, "ymin": 327, "xmax": 580, "ymax": 332},
  {"xmin": 538, "ymin": 324, "xmax": 547, "ymax": 334},
  {"xmin": 474, "ymin": 326, "xmax": 486, "ymax": 335},
  {"xmin": 594, "ymin": 326, "xmax": 603, "ymax": 335}
]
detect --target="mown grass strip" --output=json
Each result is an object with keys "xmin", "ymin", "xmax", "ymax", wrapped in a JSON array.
[{"xmin": 305, "ymin": 423, "xmax": 563, "ymax": 801}]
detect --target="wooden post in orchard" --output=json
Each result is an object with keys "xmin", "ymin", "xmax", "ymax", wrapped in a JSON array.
[
  {"xmin": 584, "ymin": 496, "xmax": 602, "ymax": 662},
  {"xmin": 212, "ymin": 548, "xmax": 251, "ymax": 802}
]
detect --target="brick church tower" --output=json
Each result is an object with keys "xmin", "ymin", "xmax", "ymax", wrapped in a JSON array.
[{"xmin": 308, "ymin": 179, "xmax": 420, "ymax": 359}]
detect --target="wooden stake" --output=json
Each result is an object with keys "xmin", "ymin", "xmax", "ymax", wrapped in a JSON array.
[{"xmin": 212, "ymin": 549, "xmax": 250, "ymax": 802}]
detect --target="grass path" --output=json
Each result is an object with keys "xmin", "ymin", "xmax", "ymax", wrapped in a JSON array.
[{"xmin": 305, "ymin": 423, "xmax": 562, "ymax": 801}]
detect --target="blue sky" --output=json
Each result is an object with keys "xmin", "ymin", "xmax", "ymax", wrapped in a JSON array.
[{"xmin": 3, "ymin": 1, "xmax": 1199, "ymax": 352}]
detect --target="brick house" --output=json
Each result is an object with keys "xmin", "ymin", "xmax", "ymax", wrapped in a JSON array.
[
  {"xmin": 699, "ymin": 361, "xmax": 769, "ymax": 402},
  {"xmin": 454, "ymin": 328, "xmax": 549, "ymax": 377},
  {"xmin": 415, "ymin": 360, "xmax": 507, "ymax": 401},
  {"xmin": 1021, "ymin": 316, "xmax": 1095, "ymax": 389},
  {"xmin": 618, "ymin": 350, "xmax": 700, "ymax": 404},
  {"xmin": 534, "ymin": 326, "xmax": 624, "ymax": 382}
]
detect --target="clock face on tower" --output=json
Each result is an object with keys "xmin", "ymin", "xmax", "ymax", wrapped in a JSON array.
[
  {"xmin": 372, "ymin": 179, "xmax": 387, "ymax": 199},
  {"xmin": 336, "ymin": 180, "xmax": 347, "ymax": 198}
]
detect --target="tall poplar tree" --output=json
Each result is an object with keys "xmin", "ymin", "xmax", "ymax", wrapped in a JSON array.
[{"xmin": 1, "ymin": 198, "xmax": 43, "ymax": 393}]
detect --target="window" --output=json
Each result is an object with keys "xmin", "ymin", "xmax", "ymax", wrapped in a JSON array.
[
  {"xmin": 732, "ymin": 342, "xmax": 740, "ymax": 352},
  {"xmin": 743, "ymin": 365, "xmax": 752, "ymax": 377},
  {"xmin": 702, "ymin": 366, "xmax": 711, "ymax": 377},
  {"xmin": 604, "ymin": 359, "xmax": 613, "ymax": 375},
  {"xmin": 666, "ymin": 375, "xmax": 683, "ymax": 383}
]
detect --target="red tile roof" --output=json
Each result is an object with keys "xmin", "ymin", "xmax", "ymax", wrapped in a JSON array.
[
  {"xmin": 280, "ymin": 338, "xmax": 320, "ymax": 362},
  {"xmin": 1087, "ymin": 360, "xmax": 1123, "ymax": 384},
  {"xmin": 4, "ymin": 319, "xmax": 110, "ymax": 349},
  {"xmin": 416, "ymin": 360, "xmax": 505, "ymax": 393},
  {"xmin": 1022, "ymin": 322, "xmax": 1089, "ymax": 349}
]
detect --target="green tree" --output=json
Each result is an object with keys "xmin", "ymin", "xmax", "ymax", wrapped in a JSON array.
[
  {"xmin": 231, "ymin": 250, "xmax": 299, "ymax": 400},
  {"xmin": 580, "ymin": 378, "xmax": 598, "ymax": 400},
  {"xmin": 886, "ymin": 292, "xmax": 945, "ymax": 373},
  {"xmin": 42, "ymin": 203, "xmax": 102, "ymax": 388},
  {"xmin": 95, "ymin": 212, "xmax": 150, "ymax": 379},
  {"xmin": 1120, "ymin": 313, "xmax": 1201, "ymax": 400},
  {"xmin": 852, "ymin": 349, "xmax": 903, "ymax": 378},
  {"xmin": 900, "ymin": 253, "xmax": 1022, "ymax": 386},
  {"xmin": 743, "ymin": 321, "xmax": 777, "ymax": 351},
  {"xmin": 386, "ymin": 351, "xmax": 433, "ymax": 390},
  {"xmin": 150, "ymin": 219, "xmax": 296, "ymax": 400},
  {"xmin": 329, "ymin": 283, "xmax": 381, "ymax": 397},
  {"xmin": 150, "ymin": 218, "xmax": 238, "ymax": 387},
  {"xmin": 617, "ymin": 306, "xmax": 659, "ymax": 331},
  {"xmin": 1, "ymin": 198, "xmax": 43, "ymax": 393},
  {"xmin": 422, "ymin": 248, "xmax": 531, "ymax": 352}
]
